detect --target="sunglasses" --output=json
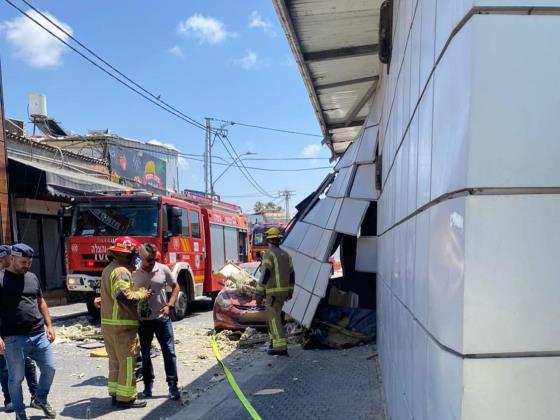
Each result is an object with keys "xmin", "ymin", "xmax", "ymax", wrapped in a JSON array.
[{"xmin": 145, "ymin": 258, "xmax": 158, "ymax": 263}]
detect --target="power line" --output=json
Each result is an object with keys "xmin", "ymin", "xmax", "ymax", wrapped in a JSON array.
[
  {"xmin": 9, "ymin": 0, "xmax": 324, "ymax": 140},
  {"xmin": 215, "ymin": 132, "xmax": 274, "ymax": 197},
  {"xmin": 108, "ymin": 142, "xmax": 329, "ymax": 162},
  {"xmin": 54, "ymin": 137, "xmax": 333, "ymax": 171},
  {"xmin": 119, "ymin": 142, "xmax": 333, "ymax": 171},
  {"xmin": 220, "ymin": 192, "xmax": 276, "ymax": 198},
  {"xmin": 243, "ymin": 157, "xmax": 330, "ymax": 161},
  {"xmin": 245, "ymin": 166, "xmax": 332, "ymax": 172},
  {"xmin": 219, "ymin": 132, "xmax": 275, "ymax": 197},
  {"xmin": 210, "ymin": 118, "xmax": 322, "ymax": 138},
  {"xmin": 5, "ymin": 0, "xmax": 208, "ymax": 131},
  {"xmin": 218, "ymin": 134, "xmax": 273, "ymax": 197}
]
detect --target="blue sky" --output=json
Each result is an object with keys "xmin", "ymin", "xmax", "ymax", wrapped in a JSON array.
[{"xmin": 0, "ymin": 0, "xmax": 333, "ymax": 212}]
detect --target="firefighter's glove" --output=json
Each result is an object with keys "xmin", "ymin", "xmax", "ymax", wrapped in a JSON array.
[{"xmin": 255, "ymin": 284, "xmax": 265, "ymax": 306}]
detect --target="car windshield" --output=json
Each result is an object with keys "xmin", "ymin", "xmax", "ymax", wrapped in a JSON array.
[
  {"xmin": 71, "ymin": 202, "xmax": 159, "ymax": 237},
  {"xmin": 241, "ymin": 264, "xmax": 261, "ymax": 280}
]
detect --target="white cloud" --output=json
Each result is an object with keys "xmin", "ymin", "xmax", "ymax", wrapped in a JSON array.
[
  {"xmin": 302, "ymin": 144, "xmax": 321, "ymax": 158},
  {"xmin": 167, "ymin": 45, "xmax": 185, "ymax": 59},
  {"xmin": 0, "ymin": 9, "xmax": 73, "ymax": 68},
  {"xmin": 282, "ymin": 56, "xmax": 295, "ymax": 67},
  {"xmin": 177, "ymin": 14, "xmax": 234, "ymax": 45},
  {"xmin": 249, "ymin": 11, "xmax": 276, "ymax": 37},
  {"xmin": 233, "ymin": 50, "xmax": 257, "ymax": 70}
]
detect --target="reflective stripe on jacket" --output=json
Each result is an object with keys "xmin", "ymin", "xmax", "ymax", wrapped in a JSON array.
[
  {"xmin": 100, "ymin": 261, "xmax": 146, "ymax": 327},
  {"xmin": 260, "ymin": 246, "xmax": 294, "ymax": 297}
]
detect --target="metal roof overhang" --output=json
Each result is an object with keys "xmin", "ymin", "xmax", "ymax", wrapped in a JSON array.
[
  {"xmin": 9, "ymin": 156, "xmax": 128, "ymax": 197},
  {"xmin": 274, "ymin": 0, "xmax": 382, "ymax": 158}
]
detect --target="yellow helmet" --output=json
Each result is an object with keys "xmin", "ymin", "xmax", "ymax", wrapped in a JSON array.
[{"xmin": 265, "ymin": 227, "xmax": 283, "ymax": 239}]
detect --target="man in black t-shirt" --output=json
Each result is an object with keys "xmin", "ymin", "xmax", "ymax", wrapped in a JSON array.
[
  {"xmin": 0, "ymin": 245, "xmax": 38, "ymax": 414},
  {"xmin": 0, "ymin": 244, "xmax": 57, "ymax": 420}
]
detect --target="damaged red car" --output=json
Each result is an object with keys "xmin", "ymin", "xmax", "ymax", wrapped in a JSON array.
[{"xmin": 213, "ymin": 262, "xmax": 267, "ymax": 331}]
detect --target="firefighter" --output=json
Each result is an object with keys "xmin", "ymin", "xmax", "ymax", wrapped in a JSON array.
[
  {"xmin": 255, "ymin": 227, "xmax": 294, "ymax": 356},
  {"xmin": 100, "ymin": 236, "xmax": 151, "ymax": 409}
]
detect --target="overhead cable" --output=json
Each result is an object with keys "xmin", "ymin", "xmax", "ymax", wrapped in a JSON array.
[
  {"xmin": 5, "ymin": 0, "xmax": 208, "ymax": 131},
  {"xmin": 210, "ymin": 118, "xmax": 322, "ymax": 137}
]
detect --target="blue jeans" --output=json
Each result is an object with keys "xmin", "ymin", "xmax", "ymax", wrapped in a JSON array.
[
  {"xmin": 0, "ymin": 355, "xmax": 38, "ymax": 405},
  {"xmin": 138, "ymin": 318, "xmax": 178, "ymax": 389},
  {"xmin": 3, "ymin": 333, "xmax": 56, "ymax": 414}
]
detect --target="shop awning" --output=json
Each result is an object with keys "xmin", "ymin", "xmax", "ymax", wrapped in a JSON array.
[
  {"xmin": 9, "ymin": 156, "xmax": 129, "ymax": 197},
  {"xmin": 274, "ymin": 0, "xmax": 382, "ymax": 158}
]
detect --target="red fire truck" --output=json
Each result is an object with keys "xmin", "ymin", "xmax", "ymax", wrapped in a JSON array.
[{"xmin": 64, "ymin": 192, "xmax": 250, "ymax": 320}]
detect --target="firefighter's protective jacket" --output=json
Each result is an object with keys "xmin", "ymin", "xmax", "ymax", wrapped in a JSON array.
[
  {"xmin": 257, "ymin": 246, "xmax": 294, "ymax": 299},
  {"xmin": 100, "ymin": 261, "xmax": 147, "ymax": 327}
]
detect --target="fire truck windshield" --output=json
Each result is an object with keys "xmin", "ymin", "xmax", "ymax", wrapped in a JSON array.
[
  {"xmin": 252, "ymin": 227, "xmax": 267, "ymax": 247},
  {"xmin": 71, "ymin": 202, "xmax": 159, "ymax": 237}
]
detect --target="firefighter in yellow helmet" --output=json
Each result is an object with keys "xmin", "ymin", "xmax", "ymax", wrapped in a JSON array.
[
  {"xmin": 255, "ymin": 227, "xmax": 294, "ymax": 356},
  {"xmin": 100, "ymin": 236, "xmax": 151, "ymax": 409}
]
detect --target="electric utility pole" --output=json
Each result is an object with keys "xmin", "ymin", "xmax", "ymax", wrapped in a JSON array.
[
  {"xmin": 204, "ymin": 118, "xmax": 211, "ymax": 196},
  {"xmin": 279, "ymin": 190, "xmax": 295, "ymax": 223},
  {"xmin": 204, "ymin": 118, "xmax": 232, "ymax": 198}
]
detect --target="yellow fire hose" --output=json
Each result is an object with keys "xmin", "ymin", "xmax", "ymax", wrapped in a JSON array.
[{"xmin": 211, "ymin": 330, "xmax": 262, "ymax": 420}]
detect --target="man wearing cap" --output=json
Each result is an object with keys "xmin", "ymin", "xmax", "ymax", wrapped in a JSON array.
[
  {"xmin": 255, "ymin": 228, "xmax": 295, "ymax": 356},
  {"xmin": 0, "ymin": 245, "xmax": 38, "ymax": 414},
  {"xmin": 100, "ymin": 236, "xmax": 150, "ymax": 409},
  {"xmin": 0, "ymin": 244, "xmax": 56, "ymax": 420},
  {"xmin": 133, "ymin": 243, "xmax": 180, "ymax": 401}
]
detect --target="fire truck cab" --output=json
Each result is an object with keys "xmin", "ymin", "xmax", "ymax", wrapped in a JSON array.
[
  {"xmin": 64, "ymin": 192, "xmax": 250, "ymax": 320},
  {"xmin": 250, "ymin": 223, "xmax": 286, "ymax": 261}
]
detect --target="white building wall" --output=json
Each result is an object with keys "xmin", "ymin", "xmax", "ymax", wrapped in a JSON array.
[{"xmin": 376, "ymin": 2, "xmax": 560, "ymax": 419}]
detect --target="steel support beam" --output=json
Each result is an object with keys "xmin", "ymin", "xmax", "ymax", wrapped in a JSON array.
[
  {"xmin": 304, "ymin": 44, "xmax": 378, "ymax": 63},
  {"xmin": 343, "ymin": 82, "xmax": 377, "ymax": 127},
  {"xmin": 329, "ymin": 119, "xmax": 366, "ymax": 130},
  {"xmin": 316, "ymin": 75, "xmax": 379, "ymax": 91}
]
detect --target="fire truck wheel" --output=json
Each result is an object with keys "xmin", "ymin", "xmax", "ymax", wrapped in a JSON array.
[
  {"xmin": 170, "ymin": 283, "xmax": 189, "ymax": 321},
  {"xmin": 85, "ymin": 293, "xmax": 101, "ymax": 321}
]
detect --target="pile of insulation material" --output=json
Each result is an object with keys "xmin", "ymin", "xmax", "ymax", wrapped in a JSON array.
[{"xmin": 219, "ymin": 263, "xmax": 258, "ymax": 296}]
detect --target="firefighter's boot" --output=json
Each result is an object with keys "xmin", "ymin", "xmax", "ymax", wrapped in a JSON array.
[{"xmin": 115, "ymin": 400, "xmax": 147, "ymax": 409}]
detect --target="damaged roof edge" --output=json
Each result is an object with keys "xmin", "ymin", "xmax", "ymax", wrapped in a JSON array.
[{"xmin": 273, "ymin": 0, "xmax": 336, "ymax": 160}]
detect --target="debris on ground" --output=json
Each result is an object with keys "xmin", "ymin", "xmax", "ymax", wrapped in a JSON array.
[
  {"xmin": 180, "ymin": 388, "xmax": 191, "ymax": 406},
  {"xmin": 77, "ymin": 342, "xmax": 105, "ymax": 350},
  {"xmin": 286, "ymin": 322, "xmax": 304, "ymax": 336},
  {"xmin": 55, "ymin": 317, "xmax": 102, "ymax": 344},
  {"xmin": 303, "ymin": 305, "xmax": 376, "ymax": 349},
  {"xmin": 238, "ymin": 327, "xmax": 268, "ymax": 348},
  {"xmin": 208, "ymin": 373, "xmax": 226, "ymax": 383},
  {"xmin": 216, "ymin": 330, "xmax": 242, "ymax": 341},
  {"xmin": 90, "ymin": 348, "xmax": 108, "ymax": 358},
  {"xmin": 253, "ymin": 388, "xmax": 285, "ymax": 396}
]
